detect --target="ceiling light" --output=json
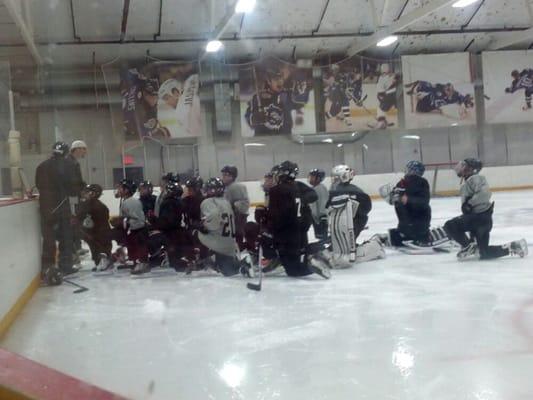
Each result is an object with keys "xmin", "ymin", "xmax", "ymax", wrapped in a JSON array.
[
  {"xmin": 244, "ymin": 143, "xmax": 265, "ymax": 147},
  {"xmin": 322, "ymin": 138, "xmax": 333, "ymax": 143},
  {"xmin": 235, "ymin": 0, "xmax": 256, "ymax": 13},
  {"xmin": 402, "ymin": 135, "xmax": 420, "ymax": 140},
  {"xmin": 206, "ymin": 40, "xmax": 223, "ymax": 53},
  {"xmin": 377, "ymin": 35, "xmax": 398, "ymax": 47},
  {"xmin": 452, "ymin": 0, "xmax": 480, "ymax": 7}
]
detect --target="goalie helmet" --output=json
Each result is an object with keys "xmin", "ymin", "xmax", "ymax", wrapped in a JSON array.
[
  {"xmin": 455, "ymin": 158, "xmax": 482, "ymax": 178},
  {"xmin": 204, "ymin": 177, "xmax": 225, "ymax": 197},
  {"xmin": 405, "ymin": 160, "xmax": 425, "ymax": 177},
  {"xmin": 331, "ymin": 165, "xmax": 354, "ymax": 184},
  {"xmin": 276, "ymin": 161, "xmax": 299, "ymax": 181},
  {"xmin": 309, "ymin": 168, "xmax": 326, "ymax": 182}
]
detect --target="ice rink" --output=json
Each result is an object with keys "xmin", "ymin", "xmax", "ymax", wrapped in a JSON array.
[{"xmin": 2, "ymin": 190, "xmax": 533, "ymax": 400}]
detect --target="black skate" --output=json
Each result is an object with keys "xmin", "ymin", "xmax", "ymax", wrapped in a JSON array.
[
  {"xmin": 457, "ymin": 242, "xmax": 479, "ymax": 261},
  {"xmin": 42, "ymin": 265, "xmax": 63, "ymax": 286},
  {"xmin": 507, "ymin": 239, "xmax": 528, "ymax": 258},
  {"xmin": 308, "ymin": 255, "xmax": 332, "ymax": 279},
  {"xmin": 131, "ymin": 262, "xmax": 150, "ymax": 275}
]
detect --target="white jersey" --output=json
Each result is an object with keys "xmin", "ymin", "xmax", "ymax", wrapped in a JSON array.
[
  {"xmin": 377, "ymin": 73, "xmax": 396, "ymax": 95},
  {"xmin": 157, "ymin": 74, "xmax": 202, "ymax": 138},
  {"xmin": 198, "ymin": 197, "xmax": 237, "ymax": 257}
]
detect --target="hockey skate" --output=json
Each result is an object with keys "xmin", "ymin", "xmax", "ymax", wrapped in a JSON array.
[
  {"xmin": 239, "ymin": 251, "xmax": 256, "ymax": 278},
  {"xmin": 261, "ymin": 257, "xmax": 282, "ymax": 273},
  {"xmin": 92, "ymin": 254, "xmax": 115, "ymax": 273},
  {"xmin": 131, "ymin": 262, "xmax": 150, "ymax": 275},
  {"xmin": 457, "ymin": 242, "xmax": 479, "ymax": 261},
  {"xmin": 506, "ymin": 239, "xmax": 528, "ymax": 258},
  {"xmin": 308, "ymin": 255, "xmax": 332, "ymax": 279},
  {"xmin": 42, "ymin": 265, "xmax": 63, "ymax": 286},
  {"xmin": 372, "ymin": 233, "xmax": 391, "ymax": 247}
]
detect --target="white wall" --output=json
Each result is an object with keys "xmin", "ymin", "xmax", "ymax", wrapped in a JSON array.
[{"xmin": 0, "ymin": 200, "xmax": 40, "ymax": 320}]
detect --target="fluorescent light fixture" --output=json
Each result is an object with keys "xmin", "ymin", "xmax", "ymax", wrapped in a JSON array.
[
  {"xmin": 402, "ymin": 135, "xmax": 420, "ymax": 140},
  {"xmin": 322, "ymin": 138, "xmax": 333, "ymax": 143},
  {"xmin": 206, "ymin": 40, "xmax": 223, "ymax": 53},
  {"xmin": 452, "ymin": 0, "xmax": 480, "ymax": 7},
  {"xmin": 244, "ymin": 143, "xmax": 265, "ymax": 147},
  {"xmin": 377, "ymin": 35, "xmax": 398, "ymax": 47},
  {"xmin": 235, "ymin": 0, "xmax": 256, "ymax": 13},
  {"xmin": 219, "ymin": 363, "xmax": 245, "ymax": 388},
  {"xmin": 451, "ymin": 123, "xmax": 458, "ymax": 126},
  {"xmin": 337, "ymin": 143, "xmax": 343, "ymax": 148},
  {"xmin": 363, "ymin": 144, "xmax": 369, "ymax": 150}
]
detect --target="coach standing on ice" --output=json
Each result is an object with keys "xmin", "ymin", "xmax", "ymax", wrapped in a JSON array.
[{"xmin": 67, "ymin": 140, "xmax": 88, "ymax": 259}]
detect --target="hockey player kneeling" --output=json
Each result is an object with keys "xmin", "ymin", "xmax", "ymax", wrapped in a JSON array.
[
  {"xmin": 196, "ymin": 178, "xmax": 241, "ymax": 276},
  {"xmin": 377, "ymin": 161, "xmax": 449, "ymax": 251},
  {"xmin": 444, "ymin": 158, "xmax": 528, "ymax": 261},
  {"xmin": 267, "ymin": 161, "xmax": 331, "ymax": 279},
  {"xmin": 326, "ymin": 165, "xmax": 385, "ymax": 268}
]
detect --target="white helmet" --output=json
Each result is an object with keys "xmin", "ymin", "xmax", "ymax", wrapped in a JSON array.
[
  {"xmin": 380, "ymin": 63, "xmax": 391, "ymax": 74},
  {"xmin": 331, "ymin": 165, "xmax": 354, "ymax": 183}
]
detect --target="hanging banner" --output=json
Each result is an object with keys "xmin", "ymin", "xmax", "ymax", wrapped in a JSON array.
[
  {"xmin": 402, "ymin": 53, "xmax": 476, "ymax": 129},
  {"xmin": 121, "ymin": 61, "xmax": 202, "ymax": 140},
  {"xmin": 483, "ymin": 50, "xmax": 533, "ymax": 124},
  {"xmin": 239, "ymin": 57, "xmax": 316, "ymax": 137},
  {"xmin": 322, "ymin": 57, "xmax": 399, "ymax": 132}
]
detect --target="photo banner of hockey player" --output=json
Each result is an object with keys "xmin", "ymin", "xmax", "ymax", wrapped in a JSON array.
[
  {"xmin": 482, "ymin": 51, "xmax": 533, "ymax": 124},
  {"xmin": 239, "ymin": 57, "xmax": 316, "ymax": 137},
  {"xmin": 402, "ymin": 53, "xmax": 476, "ymax": 129},
  {"xmin": 121, "ymin": 61, "xmax": 202, "ymax": 140},
  {"xmin": 322, "ymin": 57, "xmax": 399, "ymax": 132}
]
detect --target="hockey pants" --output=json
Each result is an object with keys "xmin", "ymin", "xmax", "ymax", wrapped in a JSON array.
[{"xmin": 444, "ymin": 207, "xmax": 509, "ymax": 260}]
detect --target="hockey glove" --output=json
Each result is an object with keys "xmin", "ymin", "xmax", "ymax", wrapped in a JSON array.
[{"xmin": 461, "ymin": 202, "xmax": 473, "ymax": 214}]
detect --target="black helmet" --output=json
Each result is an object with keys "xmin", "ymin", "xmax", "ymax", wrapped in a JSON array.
[
  {"xmin": 85, "ymin": 184, "xmax": 103, "ymax": 198},
  {"xmin": 139, "ymin": 180, "xmax": 153, "ymax": 190},
  {"xmin": 161, "ymin": 172, "xmax": 178, "ymax": 183},
  {"xmin": 405, "ymin": 160, "xmax": 425, "ymax": 177},
  {"xmin": 455, "ymin": 158, "xmax": 483, "ymax": 178},
  {"xmin": 185, "ymin": 176, "xmax": 204, "ymax": 190},
  {"xmin": 119, "ymin": 179, "xmax": 137, "ymax": 195},
  {"xmin": 165, "ymin": 181, "xmax": 183, "ymax": 197},
  {"xmin": 52, "ymin": 141, "xmax": 69, "ymax": 157},
  {"xmin": 204, "ymin": 177, "xmax": 225, "ymax": 197},
  {"xmin": 308, "ymin": 168, "xmax": 325, "ymax": 182},
  {"xmin": 464, "ymin": 158, "xmax": 483, "ymax": 174},
  {"xmin": 277, "ymin": 160, "xmax": 299, "ymax": 181},
  {"xmin": 221, "ymin": 165, "xmax": 238, "ymax": 180}
]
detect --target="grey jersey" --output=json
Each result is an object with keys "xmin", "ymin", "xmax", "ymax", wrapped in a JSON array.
[
  {"xmin": 461, "ymin": 174, "xmax": 492, "ymax": 214},
  {"xmin": 120, "ymin": 196, "xmax": 146, "ymax": 230},
  {"xmin": 198, "ymin": 197, "xmax": 237, "ymax": 257},
  {"xmin": 311, "ymin": 183, "xmax": 329, "ymax": 224},
  {"xmin": 224, "ymin": 182, "xmax": 250, "ymax": 216}
]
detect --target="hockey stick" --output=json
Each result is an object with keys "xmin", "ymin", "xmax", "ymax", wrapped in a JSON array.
[
  {"xmin": 63, "ymin": 278, "xmax": 89, "ymax": 294},
  {"xmin": 247, "ymin": 235, "xmax": 263, "ymax": 291}
]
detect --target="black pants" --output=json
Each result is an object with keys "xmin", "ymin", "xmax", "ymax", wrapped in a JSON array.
[
  {"xmin": 444, "ymin": 207, "xmax": 509, "ymax": 260},
  {"xmin": 40, "ymin": 207, "xmax": 73, "ymax": 272},
  {"xmin": 83, "ymin": 229, "xmax": 112, "ymax": 265},
  {"xmin": 391, "ymin": 206, "xmax": 430, "ymax": 246},
  {"xmin": 313, "ymin": 219, "xmax": 328, "ymax": 241}
]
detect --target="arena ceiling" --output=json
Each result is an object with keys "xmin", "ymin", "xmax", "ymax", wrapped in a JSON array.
[{"xmin": 1, "ymin": 0, "xmax": 533, "ymax": 66}]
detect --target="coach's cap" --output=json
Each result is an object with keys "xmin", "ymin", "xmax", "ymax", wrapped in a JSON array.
[
  {"xmin": 71, "ymin": 140, "xmax": 87, "ymax": 150},
  {"xmin": 158, "ymin": 79, "xmax": 183, "ymax": 98}
]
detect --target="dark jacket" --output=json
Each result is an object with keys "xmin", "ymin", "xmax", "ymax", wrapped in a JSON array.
[
  {"xmin": 35, "ymin": 156, "xmax": 74, "ymax": 212},
  {"xmin": 394, "ymin": 175, "xmax": 431, "ymax": 233},
  {"xmin": 182, "ymin": 193, "xmax": 204, "ymax": 229},
  {"xmin": 140, "ymin": 194, "xmax": 157, "ymax": 216},
  {"xmin": 65, "ymin": 154, "xmax": 85, "ymax": 196},
  {"xmin": 267, "ymin": 180, "xmax": 317, "ymax": 244},
  {"xmin": 153, "ymin": 196, "xmax": 184, "ymax": 231},
  {"xmin": 77, "ymin": 198, "xmax": 111, "ymax": 235}
]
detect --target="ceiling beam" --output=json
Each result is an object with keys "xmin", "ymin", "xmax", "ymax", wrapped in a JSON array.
[
  {"xmin": 346, "ymin": 0, "xmax": 458, "ymax": 56},
  {"xmin": 487, "ymin": 27, "xmax": 533, "ymax": 50},
  {"xmin": 2, "ymin": 0, "xmax": 42, "ymax": 64},
  {"xmin": 120, "ymin": 0, "xmax": 131, "ymax": 42},
  {"xmin": 211, "ymin": 0, "xmax": 238, "ymax": 41}
]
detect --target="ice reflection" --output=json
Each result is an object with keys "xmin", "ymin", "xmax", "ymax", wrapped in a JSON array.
[
  {"xmin": 218, "ymin": 362, "xmax": 245, "ymax": 388},
  {"xmin": 392, "ymin": 344, "xmax": 414, "ymax": 378}
]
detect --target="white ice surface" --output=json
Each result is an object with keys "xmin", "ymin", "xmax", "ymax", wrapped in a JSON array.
[{"xmin": 2, "ymin": 191, "xmax": 533, "ymax": 400}]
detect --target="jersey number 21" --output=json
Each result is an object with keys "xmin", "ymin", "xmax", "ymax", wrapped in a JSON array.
[{"xmin": 221, "ymin": 213, "xmax": 236, "ymax": 238}]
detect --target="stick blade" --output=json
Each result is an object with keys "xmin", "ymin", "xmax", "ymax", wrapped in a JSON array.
[
  {"xmin": 73, "ymin": 288, "xmax": 89, "ymax": 294},
  {"xmin": 247, "ymin": 282, "xmax": 261, "ymax": 291}
]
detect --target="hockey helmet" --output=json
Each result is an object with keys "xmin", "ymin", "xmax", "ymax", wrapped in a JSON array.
[
  {"xmin": 85, "ymin": 184, "xmax": 103, "ymax": 198},
  {"xmin": 119, "ymin": 179, "xmax": 137, "ymax": 195},
  {"xmin": 165, "ymin": 181, "xmax": 183, "ymax": 198},
  {"xmin": 204, "ymin": 177, "xmax": 225, "ymax": 197},
  {"xmin": 455, "ymin": 158, "xmax": 483, "ymax": 178},
  {"xmin": 331, "ymin": 165, "xmax": 354, "ymax": 183},
  {"xmin": 139, "ymin": 180, "xmax": 153, "ymax": 190},
  {"xmin": 309, "ymin": 168, "xmax": 326, "ymax": 182},
  {"xmin": 221, "ymin": 165, "xmax": 238, "ymax": 180},
  {"xmin": 185, "ymin": 176, "xmax": 204, "ymax": 191},
  {"xmin": 276, "ymin": 161, "xmax": 299, "ymax": 181},
  {"xmin": 52, "ymin": 141, "xmax": 69, "ymax": 157},
  {"xmin": 405, "ymin": 160, "xmax": 425, "ymax": 177}
]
